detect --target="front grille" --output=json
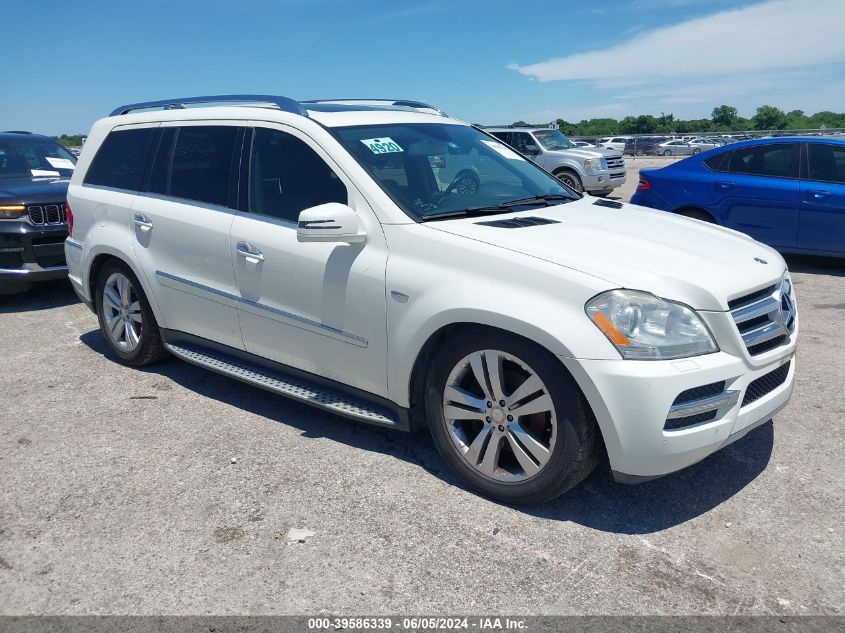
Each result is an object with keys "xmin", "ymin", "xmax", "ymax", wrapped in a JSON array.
[
  {"xmin": 730, "ymin": 280, "xmax": 794, "ymax": 356},
  {"xmin": 742, "ymin": 361, "xmax": 791, "ymax": 406},
  {"xmin": 606, "ymin": 157, "xmax": 624, "ymax": 169},
  {"xmin": 27, "ymin": 203, "xmax": 67, "ymax": 226},
  {"xmin": 609, "ymin": 172, "xmax": 625, "ymax": 179}
]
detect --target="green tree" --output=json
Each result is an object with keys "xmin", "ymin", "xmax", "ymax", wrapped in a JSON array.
[
  {"xmin": 711, "ymin": 105, "xmax": 738, "ymax": 129},
  {"xmin": 753, "ymin": 105, "xmax": 788, "ymax": 130},
  {"xmin": 656, "ymin": 112, "xmax": 675, "ymax": 133}
]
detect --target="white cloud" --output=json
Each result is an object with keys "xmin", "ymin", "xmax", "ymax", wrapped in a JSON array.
[{"xmin": 508, "ymin": 0, "xmax": 845, "ymax": 83}]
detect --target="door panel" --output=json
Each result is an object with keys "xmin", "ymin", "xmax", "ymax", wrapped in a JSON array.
[
  {"xmin": 716, "ymin": 143, "xmax": 800, "ymax": 248},
  {"xmin": 230, "ymin": 124, "xmax": 388, "ymax": 396},
  {"xmin": 129, "ymin": 123, "xmax": 244, "ymax": 349},
  {"xmin": 130, "ymin": 195, "xmax": 242, "ymax": 348},
  {"xmin": 798, "ymin": 143, "xmax": 845, "ymax": 254}
]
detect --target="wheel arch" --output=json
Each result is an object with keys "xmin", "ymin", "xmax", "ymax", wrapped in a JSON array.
[
  {"xmin": 671, "ymin": 206, "xmax": 718, "ymax": 224},
  {"xmin": 84, "ymin": 246, "xmax": 166, "ymax": 327}
]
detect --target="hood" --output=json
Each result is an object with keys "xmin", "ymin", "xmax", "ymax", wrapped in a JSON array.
[
  {"xmin": 425, "ymin": 198, "xmax": 785, "ymax": 311},
  {"xmin": 544, "ymin": 147, "xmax": 622, "ymax": 160},
  {"xmin": 0, "ymin": 176, "xmax": 71, "ymax": 204}
]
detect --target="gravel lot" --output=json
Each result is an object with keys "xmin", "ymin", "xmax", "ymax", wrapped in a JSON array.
[{"xmin": 1, "ymin": 161, "xmax": 843, "ymax": 616}]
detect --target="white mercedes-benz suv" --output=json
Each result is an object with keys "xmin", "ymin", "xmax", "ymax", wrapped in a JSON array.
[{"xmin": 64, "ymin": 95, "xmax": 797, "ymax": 504}]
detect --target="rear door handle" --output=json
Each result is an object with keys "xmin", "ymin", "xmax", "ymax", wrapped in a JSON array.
[
  {"xmin": 716, "ymin": 181, "xmax": 734, "ymax": 191},
  {"xmin": 133, "ymin": 213, "xmax": 153, "ymax": 231},
  {"xmin": 809, "ymin": 190, "xmax": 830, "ymax": 200},
  {"xmin": 236, "ymin": 241, "xmax": 264, "ymax": 262}
]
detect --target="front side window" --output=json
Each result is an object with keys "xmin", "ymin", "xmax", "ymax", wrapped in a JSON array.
[
  {"xmin": 84, "ymin": 128, "xmax": 155, "ymax": 190},
  {"xmin": 728, "ymin": 143, "xmax": 798, "ymax": 178},
  {"xmin": 333, "ymin": 123, "xmax": 573, "ymax": 220},
  {"xmin": 509, "ymin": 132, "xmax": 536, "ymax": 154},
  {"xmin": 248, "ymin": 128, "xmax": 347, "ymax": 223},
  {"xmin": 169, "ymin": 126, "xmax": 238, "ymax": 206},
  {"xmin": 532, "ymin": 130, "xmax": 576, "ymax": 151},
  {"xmin": 807, "ymin": 143, "xmax": 845, "ymax": 184}
]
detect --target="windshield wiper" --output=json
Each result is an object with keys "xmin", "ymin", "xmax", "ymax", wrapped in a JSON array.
[{"xmin": 421, "ymin": 194, "xmax": 574, "ymax": 221}]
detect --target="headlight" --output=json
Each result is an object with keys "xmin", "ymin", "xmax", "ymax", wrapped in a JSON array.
[
  {"xmin": 585, "ymin": 290, "xmax": 718, "ymax": 360},
  {"xmin": 0, "ymin": 204, "xmax": 27, "ymax": 219},
  {"xmin": 583, "ymin": 157, "xmax": 608, "ymax": 171}
]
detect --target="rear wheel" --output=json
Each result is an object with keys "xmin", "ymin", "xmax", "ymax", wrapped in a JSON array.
[
  {"xmin": 425, "ymin": 329, "xmax": 599, "ymax": 505},
  {"xmin": 95, "ymin": 260, "xmax": 168, "ymax": 366},
  {"xmin": 663, "ymin": 149, "xmax": 672, "ymax": 156},
  {"xmin": 553, "ymin": 169, "xmax": 583, "ymax": 193},
  {"xmin": 693, "ymin": 148, "xmax": 701, "ymax": 155}
]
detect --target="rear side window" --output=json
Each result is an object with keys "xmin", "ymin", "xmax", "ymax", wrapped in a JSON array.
[
  {"xmin": 84, "ymin": 128, "xmax": 158, "ymax": 190},
  {"xmin": 248, "ymin": 128, "xmax": 347, "ymax": 223},
  {"xmin": 169, "ymin": 126, "xmax": 239, "ymax": 206},
  {"xmin": 807, "ymin": 143, "xmax": 845, "ymax": 184},
  {"xmin": 727, "ymin": 143, "xmax": 798, "ymax": 178},
  {"xmin": 703, "ymin": 152, "xmax": 729, "ymax": 172},
  {"xmin": 489, "ymin": 132, "xmax": 511, "ymax": 144}
]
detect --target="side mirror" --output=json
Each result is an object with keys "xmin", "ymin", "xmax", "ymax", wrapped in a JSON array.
[
  {"xmin": 523, "ymin": 144, "xmax": 541, "ymax": 155},
  {"xmin": 297, "ymin": 203, "xmax": 367, "ymax": 244}
]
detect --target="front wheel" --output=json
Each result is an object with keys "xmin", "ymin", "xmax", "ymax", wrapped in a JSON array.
[
  {"xmin": 554, "ymin": 169, "xmax": 583, "ymax": 193},
  {"xmin": 425, "ymin": 330, "xmax": 599, "ymax": 504},
  {"xmin": 693, "ymin": 148, "xmax": 701, "ymax": 155},
  {"xmin": 95, "ymin": 260, "xmax": 169, "ymax": 366}
]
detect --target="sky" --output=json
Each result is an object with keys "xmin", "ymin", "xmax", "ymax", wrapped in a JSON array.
[{"xmin": 1, "ymin": 0, "xmax": 844, "ymax": 135}]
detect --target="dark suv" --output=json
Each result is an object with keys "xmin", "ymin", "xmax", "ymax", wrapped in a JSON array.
[{"xmin": 0, "ymin": 131, "xmax": 76, "ymax": 293}]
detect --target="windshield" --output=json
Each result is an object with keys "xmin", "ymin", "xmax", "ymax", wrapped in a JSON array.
[
  {"xmin": 333, "ymin": 123, "xmax": 574, "ymax": 220},
  {"xmin": 532, "ymin": 129, "xmax": 577, "ymax": 151},
  {"xmin": 0, "ymin": 136, "xmax": 76, "ymax": 179}
]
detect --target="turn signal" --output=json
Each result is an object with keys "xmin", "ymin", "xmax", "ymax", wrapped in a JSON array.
[{"xmin": 65, "ymin": 201, "xmax": 74, "ymax": 237}]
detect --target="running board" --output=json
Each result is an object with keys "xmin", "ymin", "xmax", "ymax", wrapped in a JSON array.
[{"xmin": 164, "ymin": 342, "xmax": 402, "ymax": 428}]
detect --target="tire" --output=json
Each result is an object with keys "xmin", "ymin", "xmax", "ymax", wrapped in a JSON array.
[
  {"xmin": 553, "ymin": 169, "xmax": 583, "ymax": 193},
  {"xmin": 693, "ymin": 148, "xmax": 701, "ymax": 155},
  {"xmin": 95, "ymin": 259, "xmax": 168, "ymax": 366},
  {"xmin": 588, "ymin": 190, "xmax": 613, "ymax": 198},
  {"xmin": 425, "ymin": 329, "xmax": 600, "ymax": 505},
  {"xmin": 663, "ymin": 149, "xmax": 672, "ymax": 156},
  {"xmin": 675, "ymin": 208, "xmax": 716, "ymax": 223}
]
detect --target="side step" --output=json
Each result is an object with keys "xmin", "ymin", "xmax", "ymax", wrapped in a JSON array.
[{"xmin": 165, "ymin": 342, "xmax": 402, "ymax": 428}]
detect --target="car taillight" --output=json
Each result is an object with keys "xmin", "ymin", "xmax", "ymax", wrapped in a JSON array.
[
  {"xmin": 637, "ymin": 177, "xmax": 651, "ymax": 191},
  {"xmin": 65, "ymin": 201, "xmax": 74, "ymax": 237}
]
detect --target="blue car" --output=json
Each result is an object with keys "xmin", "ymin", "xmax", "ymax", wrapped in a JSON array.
[{"xmin": 630, "ymin": 136, "xmax": 845, "ymax": 257}]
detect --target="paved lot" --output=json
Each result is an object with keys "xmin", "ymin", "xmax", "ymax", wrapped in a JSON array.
[{"xmin": 1, "ymin": 164, "xmax": 843, "ymax": 615}]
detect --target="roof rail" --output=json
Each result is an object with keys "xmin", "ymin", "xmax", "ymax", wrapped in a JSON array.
[
  {"xmin": 109, "ymin": 95, "xmax": 308, "ymax": 117},
  {"xmin": 302, "ymin": 99, "xmax": 447, "ymax": 116},
  {"xmin": 2, "ymin": 130, "xmax": 33, "ymax": 134}
]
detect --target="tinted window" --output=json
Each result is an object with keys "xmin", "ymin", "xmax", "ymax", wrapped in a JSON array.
[
  {"xmin": 728, "ymin": 143, "xmax": 798, "ymax": 178},
  {"xmin": 490, "ymin": 132, "xmax": 510, "ymax": 145},
  {"xmin": 147, "ymin": 128, "xmax": 177, "ymax": 195},
  {"xmin": 703, "ymin": 152, "xmax": 729, "ymax": 172},
  {"xmin": 84, "ymin": 128, "xmax": 157, "ymax": 190},
  {"xmin": 248, "ymin": 128, "xmax": 347, "ymax": 222},
  {"xmin": 807, "ymin": 143, "xmax": 845, "ymax": 184},
  {"xmin": 170, "ymin": 126, "xmax": 238, "ymax": 206},
  {"xmin": 509, "ymin": 133, "xmax": 535, "ymax": 153}
]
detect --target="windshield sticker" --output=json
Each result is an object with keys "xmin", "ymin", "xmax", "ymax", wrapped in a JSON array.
[
  {"xmin": 45, "ymin": 157, "xmax": 75, "ymax": 170},
  {"xmin": 361, "ymin": 137, "xmax": 404, "ymax": 154},
  {"xmin": 481, "ymin": 140, "xmax": 522, "ymax": 160},
  {"xmin": 31, "ymin": 169, "xmax": 61, "ymax": 177}
]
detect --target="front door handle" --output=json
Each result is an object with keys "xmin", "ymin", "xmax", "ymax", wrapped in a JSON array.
[
  {"xmin": 236, "ymin": 241, "xmax": 265, "ymax": 262},
  {"xmin": 133, "ymin": 213, "xmax": 153, "ymax": 231},
  {"xmin": 809, "ymin": 190, "xmax": 830, "ymax": 200},
  {"xmin": 716, "ymin": 181, "xmax": 734, "ymax": 191}
]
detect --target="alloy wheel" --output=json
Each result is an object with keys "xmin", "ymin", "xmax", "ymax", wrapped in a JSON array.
[
  {"xmin": 442, "ymin": 349, "xmax": 557, "ymax": 482},
  {"xmin": 101, "ymin": 272, "xmax": 143, "ymax": 352}
]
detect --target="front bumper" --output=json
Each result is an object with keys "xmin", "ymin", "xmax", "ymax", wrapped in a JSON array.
[
  {"xmin": 0, "ymin": 220, "xmax": 68, "ymax": 287},
  {"xmin": 561, "ymin": 342, "xmax": 795, "ymax": 481},
  {"xmin": 583, "ymin": 169, "xmax": 626, "ymax": 192}
]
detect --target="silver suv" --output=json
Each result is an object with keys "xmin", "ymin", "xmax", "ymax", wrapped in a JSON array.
[{"xmin": 486, "ymin": 127, "xmax": 626, "ymax": 196}]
